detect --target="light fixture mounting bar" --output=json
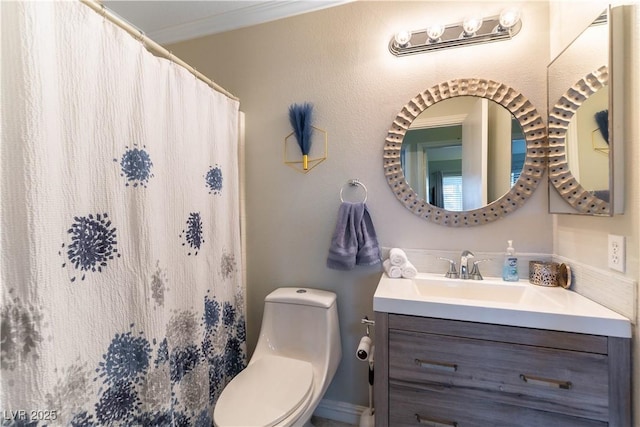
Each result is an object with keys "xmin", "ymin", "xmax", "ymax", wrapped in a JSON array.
[{"xmin": 389, "ymin": 15, "xmax": 522, "ymax": 57}]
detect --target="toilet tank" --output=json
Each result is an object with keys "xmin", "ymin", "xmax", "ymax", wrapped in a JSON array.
[{"xmin": 255, "ymin": 288, "xmax": 341, "ymax": 371}]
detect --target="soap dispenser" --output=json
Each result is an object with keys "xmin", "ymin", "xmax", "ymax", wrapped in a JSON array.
[{"xmin": 502, "ymin": 240, "xmax": 519, "ymax": 281}]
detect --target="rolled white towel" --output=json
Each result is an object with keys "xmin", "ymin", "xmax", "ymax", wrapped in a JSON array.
[
  {"xmin": 383, "ymin": 259, "xmax": 402, "ymax": 278},
  {"xmin": 401, "ymin": 261, "xmax": 418, "ymax": 279},
  {"xmin": 389, "ymin": 248, "xmax": 408, "ymax": 266}
]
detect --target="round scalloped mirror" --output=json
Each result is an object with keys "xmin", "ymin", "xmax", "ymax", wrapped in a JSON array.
[
  {"xmin": 383, "ymin": 78, "xmax": 546, "ymax": 227},
  {"xmin": 548, "ymin": 67, "xmax": 610, "ymax": 215}
]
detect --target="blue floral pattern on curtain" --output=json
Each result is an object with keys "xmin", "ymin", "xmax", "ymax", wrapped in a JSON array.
[
  {"xmin": 205, "ymin": 166, "xmax": 224, "ymax": 195},
  {"xmin": 60, "ymin": 213, "xmax": 121, "ymax": 282},
  {"xmin": 115, "ymin": 145, "xmax": 154, "ymax": 188},
  {"xmin": 0, "ymin": 2, "xmax": 245, "ymax": 425}
]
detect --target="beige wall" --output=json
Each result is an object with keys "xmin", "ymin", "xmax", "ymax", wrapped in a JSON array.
[
  {"xmin": 170, "ymin": 1, "xmax": 554, "ymax": 406},
  {"xmin": 550, "ymin": 0, "xmax": 640, "ymax": 418}
]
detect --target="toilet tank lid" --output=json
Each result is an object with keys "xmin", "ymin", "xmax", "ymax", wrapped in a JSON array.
[{"xmin": 265, "ymin": 288, "xmax": 336, "ymax": 308}]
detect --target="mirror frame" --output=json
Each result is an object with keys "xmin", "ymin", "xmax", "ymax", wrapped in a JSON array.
[
  {"xmin": 384, "ymin": 78, "xmax": 546, "ymax": 227},
  {"xmin": 548, "ymin": 66, "xmax": 610, "ymax": 215},
  {"xmin": 547, "ymin": 5, "xmax": 624, "ymax": 216}
]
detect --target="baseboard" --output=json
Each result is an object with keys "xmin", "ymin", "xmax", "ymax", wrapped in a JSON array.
[{"xmin": 313, "ymin": 398, "xmax": 368, "ymax": 425}]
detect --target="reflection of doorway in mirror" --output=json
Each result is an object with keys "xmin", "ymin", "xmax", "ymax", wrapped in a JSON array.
[
  {"xmin": 401, "ymin": 96, "xmax": 524, "ymax": 211},
  {"xmin": 426, "ymin": 141, "xmax": 462, "ymax": 210},
  {"xmin": 566, "ymin": 87, "xmax": 609, "ymax": 192},
  {"xmin": 402, "ymin": 96, "xmax": 487, "ymax": 210},
  {"xmin": 401, "ymin": 125, "xmax": 462, "ymax": 206}
]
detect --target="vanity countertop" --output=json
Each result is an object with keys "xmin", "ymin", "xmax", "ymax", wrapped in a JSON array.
[{"xmin": 374, "ymin": 273, "xmax": 631, "ymax": 338}]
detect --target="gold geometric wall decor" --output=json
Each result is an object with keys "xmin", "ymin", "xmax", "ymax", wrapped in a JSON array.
[
  {"xmin": 284, "ymin": 126, "xmax": 328, "ymax": 174},
  {"xmin": 592, "ymin": 128, "xmax": 610, "ymax": 155}
]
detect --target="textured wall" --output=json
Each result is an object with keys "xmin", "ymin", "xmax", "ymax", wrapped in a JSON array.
[{"xmin": 169, "ymin": 1, "xmax": 552, "ymax": 407}]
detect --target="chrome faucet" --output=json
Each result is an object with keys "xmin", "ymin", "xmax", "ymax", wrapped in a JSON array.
[{"xmin": 459, "ymin": 250, "xmax": 475, "ymax": 279}]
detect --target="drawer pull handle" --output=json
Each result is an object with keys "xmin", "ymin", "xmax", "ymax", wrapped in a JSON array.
[
  {"xmin": 414, "ymin": 358, "xmax": 457, "ymax": 372},
  {"xmin": 520, "ymin": 374, "xmax": 572, "ymax": 389},
  {"xmin": 415, "ymin": 414, "xmax": 458, "ymax": 426}
]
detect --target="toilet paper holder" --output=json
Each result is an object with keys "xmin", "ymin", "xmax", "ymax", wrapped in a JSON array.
[
  {"xmin": 361, "ymin": 316, "xmax": 375, "ymax": 336},
  {"xmin": 358, "ymin": 317, "xmax": 376, "ymax": 425},
  {"xmin": 356, "ymin": 316, "xmax": 376, "ymax": 361}
]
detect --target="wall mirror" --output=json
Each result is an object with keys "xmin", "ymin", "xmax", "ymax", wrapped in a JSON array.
[
  {"xmin": 547, "ymin": 6, "xmax": 624, "ymax": 215},
  {"xmin": 401, "ymin": 96, "xmax": 526, "ymax": 211},
  {"xmin": 384, "ymin": 78, "xmax": 546, "ymax": 227}
]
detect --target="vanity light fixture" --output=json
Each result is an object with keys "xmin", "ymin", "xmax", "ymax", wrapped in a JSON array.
[
  {"xmin": 394, "ymin": 30, "xmax": 412, "ymax": 47},
  {"xmin": 462, "ymin": 16, "xmax": 483, "ymax": 37},
  {"xmin": 426, "ymin": 24, "xmax": 445, "ymax": 43},
  {"xmin": 390, "ymin": 8, "xmax": 522, "ymax": 56},
  {"xmin": 498, "ymin": 7, "xmax": 521, "ymax": 31}
]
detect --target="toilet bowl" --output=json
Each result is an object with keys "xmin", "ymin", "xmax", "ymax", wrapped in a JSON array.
[{"xmin": 213, "ymin": 288, "xmax": 342, "ymax": 427}]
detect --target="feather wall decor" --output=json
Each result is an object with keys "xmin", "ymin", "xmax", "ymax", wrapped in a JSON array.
[
  {"xmin": 595, "ymin": 110, "xmax": 609, "ymax": 144},
  {"xmin": 288, "ymin": 103, "xmax": 314, "ymax": 170}
]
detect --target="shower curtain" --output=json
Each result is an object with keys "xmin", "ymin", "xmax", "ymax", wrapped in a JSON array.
[{"xmin": 1, "ymin": 2, "xmax": 245, "ymax": 425}]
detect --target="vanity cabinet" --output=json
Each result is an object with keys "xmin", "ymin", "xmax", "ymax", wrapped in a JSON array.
[{"xmin": 374, "ymin": 313, "xmax": 631, "ymax": 427}]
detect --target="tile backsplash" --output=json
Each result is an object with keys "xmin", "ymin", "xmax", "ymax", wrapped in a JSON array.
[
  {"xmin": 553, "ymin": 254, "xmax": 637, "ymax": 322},
  {"xmin": 382, "ymin": 247, "xmax": 551, "ymax": 280}
]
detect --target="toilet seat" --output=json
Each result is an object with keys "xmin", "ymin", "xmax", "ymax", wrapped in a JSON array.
[{"xmin": 214, "ymin": 355, "xmax": 314, "ymax": 427}]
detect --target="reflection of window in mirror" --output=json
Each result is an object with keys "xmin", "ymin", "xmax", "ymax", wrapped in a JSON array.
[
  {"xmin": 510, "ymin": 117, "xmax": 526, "ymax": 186},
  {"xmin": 511, "ymin": 138, "xmax": 526, "ymax": 185},
  {"xmin": 442, "ymin": 175, "xmax": 462, "ymax": 210}
]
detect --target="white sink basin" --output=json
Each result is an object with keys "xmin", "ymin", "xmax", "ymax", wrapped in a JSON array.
[
  {"xmin": 374, "ymin": 273, "xmax": 631, "ymax": 338},
  {"xmin": 413, "ymin": 277, "xmax": 527, "ymax": 304}
]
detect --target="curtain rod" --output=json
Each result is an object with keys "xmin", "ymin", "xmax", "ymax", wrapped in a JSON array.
[{"xmin": 80, "ymin": 0, "xmax": 239, "ymax": 102}]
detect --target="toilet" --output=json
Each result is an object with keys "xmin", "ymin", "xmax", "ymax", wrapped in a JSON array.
[{"xmin": 213, "ymin": 287, "xmax": 342, "ymax": 427}]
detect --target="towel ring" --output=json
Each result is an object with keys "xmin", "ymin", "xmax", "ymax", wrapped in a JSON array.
[{"xmin": 340, "ymin": 179, "xmax": 368, "ymax": 203}]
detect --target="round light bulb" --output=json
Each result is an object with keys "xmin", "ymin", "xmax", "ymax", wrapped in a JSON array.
[
  {"xmin": 499, "ymin": 7, "xmax": 521, "ymax": 30},
  {"xmin": 394, "ymin": 30, "xmax": 412, "ymax": 47},
  {"xmin": 462, "ymin": 16, "xmax": 483, "ymax": 36},
  {"xmin": 426, "ymin": 24, "xmax": 445, "ymax": 42}
]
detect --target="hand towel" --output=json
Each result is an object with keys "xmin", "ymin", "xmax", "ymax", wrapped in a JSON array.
[
  {"xmin": 383, "ymin": 259, "xmax": 402, "ymax": 278},
  {"xmin": 389, "ymin": 248, "xmax": 408, "ymax": 266},
  {"xmin": 401, "ymin": 261, "xmax": 418, "ymax": 279},
  {"xmin": 355, "ymin": 204, "xmax": 382, "ymax": 267},
  {"xmin": 327, "ymin": 202, "xmax": 381, "ymax": 270}
]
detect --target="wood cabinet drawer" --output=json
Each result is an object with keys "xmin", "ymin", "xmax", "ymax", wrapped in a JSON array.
[
  {"xmin": 389, "ymin": 329, "xmax": 609, "ymax": 420},
  {"xmin": 389, "ymin": 385, "xmax": 607, "ymax": 427}
]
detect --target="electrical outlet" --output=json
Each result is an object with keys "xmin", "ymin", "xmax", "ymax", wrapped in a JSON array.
[{"xmin": 608, "ymin": 234, "xmax": 625, "ymax": 273}]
